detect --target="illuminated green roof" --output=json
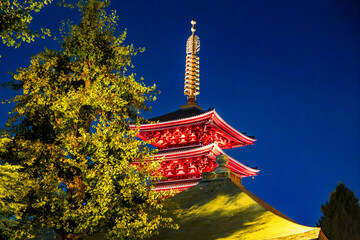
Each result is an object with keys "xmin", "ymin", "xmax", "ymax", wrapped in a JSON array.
[{"xmin": 155, "ymin": 179, "xmax": 321, "ymax": 240}]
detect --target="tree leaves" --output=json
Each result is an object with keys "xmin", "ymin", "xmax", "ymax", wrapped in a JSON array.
[
  {"xmin": 0, "ymin": 0, "xmax": 53, "ymax": 56},
  {"xmin": 0, "ymin": 0, "xmax": 175, "ymax": 239}
]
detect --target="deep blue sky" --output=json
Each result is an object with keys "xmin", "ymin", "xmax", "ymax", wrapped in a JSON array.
[{"xmin": 1, "ymin": 0, "xmax": 359, "ymax": 227}]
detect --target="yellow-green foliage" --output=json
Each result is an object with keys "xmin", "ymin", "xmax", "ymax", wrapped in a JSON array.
[
  {"xmin": 0, "ymin": 0, "xmax": 52, "ymax": 51},
  {"xmin": 0, "ymin": 1, "xmax": 175, "ymax": 239},
  {"xmin": 155, "ymin": 180, "xmax": 320, "ymax": 240}
]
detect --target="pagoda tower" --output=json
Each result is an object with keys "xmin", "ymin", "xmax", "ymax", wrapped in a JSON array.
[{"xmin": 132, "ymin": 20, "xmax": 259, "ymax": 192}]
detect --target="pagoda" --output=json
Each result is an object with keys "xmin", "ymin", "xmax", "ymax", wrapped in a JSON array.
[
  {"xmin": 133, "ymin": 20, "xmax": 328, "ymax": 240},
  {"xmin": 131, "ymin": 20, "xmax": 259, "ymax": 192}
]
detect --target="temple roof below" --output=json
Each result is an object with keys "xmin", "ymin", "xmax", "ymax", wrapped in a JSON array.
[{"xmin": 153, "ymin": 178, "xmax": 324, "ymax": 240}]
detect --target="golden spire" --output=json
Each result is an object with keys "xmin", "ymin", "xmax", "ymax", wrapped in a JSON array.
[{"xmin": 181, "ymin": 19, "xmax": 202, "ymax": 109}]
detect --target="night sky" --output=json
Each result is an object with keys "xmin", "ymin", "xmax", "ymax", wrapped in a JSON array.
[{"xmin": 1, "ymin": 0, "xmax": 359, "ymax": 227}]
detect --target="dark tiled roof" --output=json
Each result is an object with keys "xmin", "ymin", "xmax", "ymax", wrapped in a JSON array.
[{"xmin": 149, "ymin": 107, "xmax": 213, "ymax": 123}]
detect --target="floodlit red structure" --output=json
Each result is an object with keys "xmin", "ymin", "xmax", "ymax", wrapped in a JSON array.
[
  {"xmin": 131, "ymin": 20, "xmax": 259, "ymax": 191},
  {"xmin": 136, "ymin": 108, "xmax": 255, "ymax": 150}
]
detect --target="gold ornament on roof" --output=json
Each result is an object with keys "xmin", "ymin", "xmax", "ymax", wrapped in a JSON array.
[{"xmin": 184, "ymin": 19, "xmax": 200, "ymax": 101}]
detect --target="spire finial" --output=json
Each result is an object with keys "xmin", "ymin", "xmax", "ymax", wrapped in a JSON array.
[
  {"xmin": 182, "ymin": 19, "xmax": 201, "ymax": 110},
  {"xmin": 191, "ymin": 19, "xmax": 196, "ymax": 34}
]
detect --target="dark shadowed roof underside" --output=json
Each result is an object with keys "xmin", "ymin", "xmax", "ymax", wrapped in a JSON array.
[{"xmin": 149, "ymin": 107, "xmax": 213, "ymax": 122}]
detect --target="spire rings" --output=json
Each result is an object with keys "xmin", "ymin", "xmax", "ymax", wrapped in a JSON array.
[{"xmin": 184, "ymin": 20, "xmax": 200, "ymax": 100}]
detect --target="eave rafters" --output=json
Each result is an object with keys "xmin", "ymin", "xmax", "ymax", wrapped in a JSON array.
[
  {"xmin": 130, "ymin": 109, "xmax": 256, "ymax": 149},
  {"xmin": 137, "ymin": 143, "xmax": 259, "ymax": 177},
  {"xmin": 131, "ymin": 108, "xmax": 259, "ymax": 192}
]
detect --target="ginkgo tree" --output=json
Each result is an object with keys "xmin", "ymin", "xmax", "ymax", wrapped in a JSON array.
[
  {"xmin": 0, "ymin": 0, "xmax": 52, "ymax": 50},
  {"xmin": 0, "ymin": 0, "xmax": 175, "ymax": 239}
]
